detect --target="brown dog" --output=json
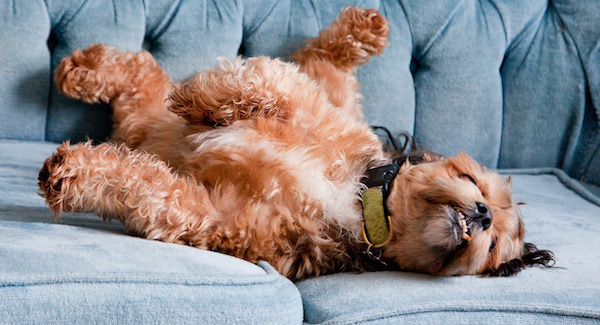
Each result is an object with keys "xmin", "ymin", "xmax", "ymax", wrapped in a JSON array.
[{"xmin": 39, "ymin": 7, "xmax": 553, "ymax": 280}]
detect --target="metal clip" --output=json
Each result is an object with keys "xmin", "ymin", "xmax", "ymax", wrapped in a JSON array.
[{"xmin": 365, "ymin": 244, "xmax": 388, "ymax": 266}]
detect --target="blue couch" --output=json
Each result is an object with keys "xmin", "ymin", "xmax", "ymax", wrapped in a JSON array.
[{"xmin": 1, "ymin": 0, "xmax": 599, "ymax": 323}]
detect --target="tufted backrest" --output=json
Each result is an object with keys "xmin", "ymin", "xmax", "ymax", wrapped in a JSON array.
[{"xmin": 1, "ymin": 0, "xmax": 599, "ymax": 185}]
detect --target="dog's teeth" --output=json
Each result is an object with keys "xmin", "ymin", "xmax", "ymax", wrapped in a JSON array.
[{"xmin": 459, "ymin": 213, "xmax": 472, "ymax": 242}]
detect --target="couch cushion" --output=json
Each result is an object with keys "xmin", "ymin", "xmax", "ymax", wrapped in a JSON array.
[
  {"xmin": 0, "ymin": 1, "xmax": 50, "ymax": 141},
  {"xmin": 45, "ymin": 0, "xmax": 244, "ymax": 144},
  {"xmin": 2, "ymin": 0, "xmax": 599, "ymax": 184},
  {"xmin": 297, "ymin": 169, "xmax": 600, "ymax": 324},
  {"xmin": 0, "ymin": 140, "xmax": 302, "ymax": 324}
]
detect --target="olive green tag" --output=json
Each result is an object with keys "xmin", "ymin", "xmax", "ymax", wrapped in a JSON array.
[{"xmin": 361, "ymin": 187, "xmax": 392, "ymax": 248}]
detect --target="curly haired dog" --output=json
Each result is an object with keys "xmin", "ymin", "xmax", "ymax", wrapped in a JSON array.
[{"xmin": 39, "ymin": 7, "xmax": 553, "ymax": 280}]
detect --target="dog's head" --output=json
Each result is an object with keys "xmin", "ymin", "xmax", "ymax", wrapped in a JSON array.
[{"xmin": 383, "ymin": 153, "xmax": 553, "ymax": 276}]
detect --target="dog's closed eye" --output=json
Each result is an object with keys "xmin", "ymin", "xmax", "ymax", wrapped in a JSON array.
[
  {"xmin": 458, "ymin": 173, "xmax": 476, "ymax": 185},
  {"xmin": 457, "ymin": 173, "xmax": 488, "ymax": 197}
]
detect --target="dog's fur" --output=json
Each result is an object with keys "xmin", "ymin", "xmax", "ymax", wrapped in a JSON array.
[{"xmin": 39, "ymin": 7, "xmax": 553, "ymax": 280}]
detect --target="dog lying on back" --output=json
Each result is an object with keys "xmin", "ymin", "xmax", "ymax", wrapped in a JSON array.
[{"xmin": 39, "ymin": 7, "xmax": 553, "ymax": 280}]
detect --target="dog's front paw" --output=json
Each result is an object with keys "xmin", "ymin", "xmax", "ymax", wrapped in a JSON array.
[
  {"xmin": 54, "ymin": 44, "xmax": 119, "ymax": 104},
  {"xmin": 38, "ymin": 141, "xmax": 80, "ymax": 218}
]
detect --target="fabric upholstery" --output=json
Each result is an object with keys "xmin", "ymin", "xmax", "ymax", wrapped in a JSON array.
[
  {"xmin": 0, "ymin": 140, "xmax": 303, "ymax": 324},
  {"xmin": 1, "ymin": 0, "xmax": 598, "ymax": 183},
  {"xmin": 298, "ymin": 169, "xmax": 600, "ymax": 324},
  {"xmin": 1, "ymin": 0, "xmax": 599, "ymax": 323},
  {"xmin": 2, "ymin": 141, "xmax": 599, "ymax": 323},
  {"xmin": 0, "ymin": 1, "xmax": 50, "ymax": 141}
]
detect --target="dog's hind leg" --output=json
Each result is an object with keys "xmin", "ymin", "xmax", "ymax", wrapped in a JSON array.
[
  {"xmin": 55, "ymin": 44, "xmax": 173, "ymax": 147},
  {"xmin": 38, "ymin": 141, "xmax": 212, "ymax": 243},
  {"xmin": 293, "ymin": 7, "xmax": 388, "ymax": 117},
  {"xmin": 38, "ymin": 141, "xmax": 346, "ymax": 280}
]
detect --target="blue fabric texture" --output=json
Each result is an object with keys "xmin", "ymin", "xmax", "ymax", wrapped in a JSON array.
[
  {"xmin": 2, "ymin": 141, "xmax": 599, "ymax": 323},
  {"xmin": 0, "ymin": 140, "xmax": 303, "ymax": 324},
  {"xmin": 0, "ymin": 0, "xmax": 599, "ymax": 323},
  {"xmin": 298, "ymin": 169, "xmax": 600, "ymax": 324},
  {"xmin": 1, "ymin": 0, "xmax": 598, "ymax": 183}
]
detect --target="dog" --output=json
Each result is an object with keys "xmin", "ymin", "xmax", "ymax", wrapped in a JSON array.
[{"xmin": 39, "ymin": 7, "xmax": 553, "ymax": 280}]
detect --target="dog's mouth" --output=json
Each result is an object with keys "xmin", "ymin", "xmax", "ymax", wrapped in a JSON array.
[
  {"xmin": 426, "ymin": 205, "xmax": 473, "ymax": 271},
  {"xmin": 451, "ymin": 206, "xmax": 472, "ymax": 242}
]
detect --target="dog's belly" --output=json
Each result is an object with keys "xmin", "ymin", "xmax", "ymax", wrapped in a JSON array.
[
  {"xmin": 185, "ymin": 123, "xmax": 365, "ymax": 235},
  {"xmin": 136, "ymin": 113, "xmax": 195, "ymax": 168}
]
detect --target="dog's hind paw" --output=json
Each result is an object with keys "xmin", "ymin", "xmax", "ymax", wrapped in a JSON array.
[
  {"xmin": 38, "ymin": 141, "xmax": 81, "ymax": 219},
  {"xmin": 334, "ymin": 7, "xmax": 389, "ymax": 57},
  {"xmin": 295, "ymin": 7, "xmax": 389, "ymax": 70}
]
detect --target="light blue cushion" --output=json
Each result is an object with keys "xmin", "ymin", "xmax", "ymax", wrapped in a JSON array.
[
  {"xmin": 0, "ymin": 1, "xmax": 50, "ymax": 141},
  {"xmin": 2, "ymin": 140, "xmax": 599, "ymax": 323},
  {"xmin": 297, "ymin": 169, "xmax": 600, "ymax": 324},
  {"xmin": 45, "ymin": 0, "xmax": 244, "ymax": 143},
  {"xmin": 0, "ymin": 140, "xmax": 303, "ymax": 324},
  {"xmin": 0, "ymin": 0, "xmax": 598, "ymax": 184},
  {"xmin": 1, "ymin": 1, "xmax": 600, "ymax": 322},
  {"xmin": 241, "ymin": 0, "xmax": 600, "ymax": 183}
]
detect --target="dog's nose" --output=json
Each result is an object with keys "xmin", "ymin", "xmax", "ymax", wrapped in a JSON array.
[{"xmin": 474, "ymin": 202, "xmax": 492, "ymax": 230}]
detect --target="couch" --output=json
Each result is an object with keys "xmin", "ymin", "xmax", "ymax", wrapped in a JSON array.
[{"xmin": 1, "ymin": 0, "xmax": 599, "ymax": 323}]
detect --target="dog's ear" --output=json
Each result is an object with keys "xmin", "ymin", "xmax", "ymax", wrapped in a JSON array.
[{"xmin": 483, "ymin": 243, "xmax": 555, "ymax": 277}]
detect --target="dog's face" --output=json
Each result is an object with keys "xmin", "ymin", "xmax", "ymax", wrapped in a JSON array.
[{"xmin": 384, "ymin": 153, "xmax": 548, "ymax": 276}]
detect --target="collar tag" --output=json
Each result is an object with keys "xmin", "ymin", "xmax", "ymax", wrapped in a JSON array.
[
  {"xmin": 360, "ymin": 164, "xmax": 399, "ymax": 249},
  {"xmin": 361, "ymin": 187, "xmax": 392, "ymax": 248}
]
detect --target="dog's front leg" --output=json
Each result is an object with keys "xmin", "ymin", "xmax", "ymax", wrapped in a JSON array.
[
  {"xmin": 38, "ymin": 142, "xmax": 209, "ymax": 243},
  {"xmin": 168, "ymin": 57, "xmax": 297, "ymax": 127},
  {"xmin": 55, "ymin": 44, "xmax": 173, "ymax": 148}
]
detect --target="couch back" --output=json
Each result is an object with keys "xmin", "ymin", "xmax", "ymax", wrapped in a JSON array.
[{"xmin": 1, "ymin": 0, "xmax": 598, "ymax": 185}]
